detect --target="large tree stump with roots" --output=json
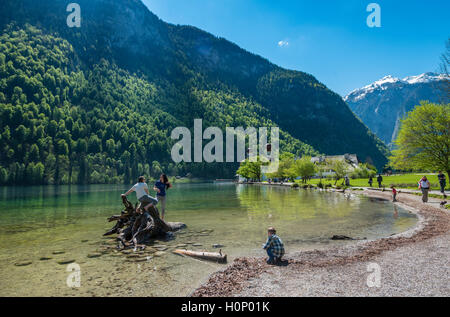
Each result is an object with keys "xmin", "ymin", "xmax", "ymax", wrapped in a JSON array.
[{"xmin": 104, "ymin": 195, "xmax": 186, "ymax": 247}]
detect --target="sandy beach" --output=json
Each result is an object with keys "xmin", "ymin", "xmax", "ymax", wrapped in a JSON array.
[{"xmin": 192, "ymin": 189, "xmax": 450, "ymax": 297}]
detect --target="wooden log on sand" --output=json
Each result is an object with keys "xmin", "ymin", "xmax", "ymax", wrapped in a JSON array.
[{"xmin": 173, "ymin": 249, "xmax": 227, "ymax": 263}]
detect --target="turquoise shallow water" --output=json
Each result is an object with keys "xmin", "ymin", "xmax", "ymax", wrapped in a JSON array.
[{"xmin": 0, "ymin": 183, "xmax": 417, "ymax": 296}]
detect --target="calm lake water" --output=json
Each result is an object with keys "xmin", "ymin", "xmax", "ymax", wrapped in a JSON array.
[{"xmin": 0, "ymin": 183, "xmax": 417, "ymax": 296}]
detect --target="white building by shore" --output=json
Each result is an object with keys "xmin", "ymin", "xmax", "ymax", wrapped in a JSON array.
[{"xmin": 310, "ymin": 153, "xmax": 359, "ymax": 177}]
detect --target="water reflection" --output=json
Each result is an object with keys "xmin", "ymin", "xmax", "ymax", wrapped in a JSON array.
[{"xmin": 237, "ymin": 184, "xmax": 361, "ymax": 220}]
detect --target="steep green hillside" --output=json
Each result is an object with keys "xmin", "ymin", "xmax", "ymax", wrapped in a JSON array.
[{"xmin": 0, "ymin": 25, "xmax": 316, "ymax": 184}]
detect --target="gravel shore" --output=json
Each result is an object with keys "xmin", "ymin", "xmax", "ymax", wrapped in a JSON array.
[{"xmin": 192, "ymin": 189, "xmax": 450, "ymax": 297}]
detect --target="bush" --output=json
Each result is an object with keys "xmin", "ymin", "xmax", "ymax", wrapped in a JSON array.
[{"xmin": 350, "ymin": 165, "xmax": 376, "ymax": 179}]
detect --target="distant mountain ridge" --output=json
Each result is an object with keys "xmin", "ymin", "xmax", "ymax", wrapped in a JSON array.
[{"xmin": 345, "ymin": 72, "xmax": 448, "ymax": 147}]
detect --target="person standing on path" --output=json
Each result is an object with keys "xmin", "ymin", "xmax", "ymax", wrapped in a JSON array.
[
  {"xmin": 154, "ymin": 173, "xmax": 172, "ymax": 220},
  {"xmin": 377, "ymin": 174, "xmax": 383, "ymax": 188},
  {"xmin": 368, "ymin": 176, "xmax": 373, "ymax": 187},
  {"xmin": 344, "ymin": 175, "xmax": 350, "ymax": 186},
  {"xmin": 438, "ymin": 171, "xmax": 447, "ymax": 197},
  {"xmin": 418, "ymin": 176, "xmax": 431, "ymax": 203},
  {"xmin": 391, "ymin": 185, "xmax": 397, "ymax": 202}
]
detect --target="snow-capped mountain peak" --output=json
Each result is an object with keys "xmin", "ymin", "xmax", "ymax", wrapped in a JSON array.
[
  {"xmin": 403, "ymin": 72, "xmax": 447, "ymax": 84},
  {"xmin": 374, "ymin": 75, "xmax": 401, "ymax": 85},
  {"xmin": 344, "ymin": 72, "xmax": 447, "ymax": 147},
  {"xmin": 344, "ymin": 72, "xmax": 447, "ymax": 102}
]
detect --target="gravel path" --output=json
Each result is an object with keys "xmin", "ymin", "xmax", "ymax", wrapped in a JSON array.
[{"xmin": 192, "ymin": 190, "xmax": 450, "ymax": 297}]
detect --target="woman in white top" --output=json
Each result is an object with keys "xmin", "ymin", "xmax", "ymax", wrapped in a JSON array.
[
  {"xmin": 418, "ymin": 176, "xmax": 431, "ymax": 203},
  {"xmin": 122, "ymin": 176, "xmax": 158, "ymax": 212}
]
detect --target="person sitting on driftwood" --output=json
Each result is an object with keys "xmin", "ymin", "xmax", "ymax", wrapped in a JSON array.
[
  {"xmin": 121, "ymin": 176, "xmax": 158, "ymax": 212},
  {"xmin": 262, "ymin": 227, "xmax": 285, "ymax": 265}
]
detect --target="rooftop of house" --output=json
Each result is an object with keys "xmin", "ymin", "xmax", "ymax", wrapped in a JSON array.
[{"xmin": 310, "ymin": 154, "xmax": 359, "ymax": 166}]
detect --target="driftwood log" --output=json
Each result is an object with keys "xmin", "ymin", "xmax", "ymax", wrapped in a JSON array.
[
  {"xmin": 331, "ymin": 235, "xmax": 367, "ymax": 241},
  {"xmin": 173, "ymin": 249, "xmax": 227, "ymax": 263},
  {"xmin": 104, "ymin": 195, "xmax": 186, "ymax": 247}
]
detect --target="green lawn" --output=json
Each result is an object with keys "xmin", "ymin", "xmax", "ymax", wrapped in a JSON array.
[{"xmin": 298, "ymin": 173, "xmax": 447, "ymax": 191}]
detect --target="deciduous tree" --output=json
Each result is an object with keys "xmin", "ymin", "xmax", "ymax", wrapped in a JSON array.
[{"xmin": 390, "ymin": 101, "xmax": 450, "ymax": 180}]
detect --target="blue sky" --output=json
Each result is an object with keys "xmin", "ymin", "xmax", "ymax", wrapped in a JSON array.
[{"xmin": 143, "ymin": 0, "xmax": 449, "ymax": 96}]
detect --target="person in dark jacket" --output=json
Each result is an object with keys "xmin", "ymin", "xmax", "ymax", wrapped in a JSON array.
[
  {"xmin": 368, "ymin": 176, "xmax": 373, "ymax": 187},
  {"xmin": 153, "ymin": 174, "xmax": 172, "ymax": 220},
  {"xmin": 438, "ymin": 171, "xmax": 447, "ymax": 197},
  {"xmin": 377, "ymin": 174, "xmax": 383, "ymax": 188}
]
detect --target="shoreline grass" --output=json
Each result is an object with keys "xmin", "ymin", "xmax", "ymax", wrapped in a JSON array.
[{"xmin": 293, "ymin": 173, "xmax": 447, "ymax": 191}]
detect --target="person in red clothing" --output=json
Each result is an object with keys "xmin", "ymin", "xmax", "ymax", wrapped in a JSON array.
[{"xmin": 391, "ymin": 185, "xmax": 397, "ymax": 202}]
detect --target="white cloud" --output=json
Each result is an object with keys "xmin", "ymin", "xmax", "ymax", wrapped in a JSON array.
[{"xmin": 278, "ymin": 40, "xmax": 289, "ymax": 47}]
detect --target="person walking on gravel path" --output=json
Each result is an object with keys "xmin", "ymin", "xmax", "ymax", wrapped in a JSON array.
[{"xmin": 418, "ymin": 176, "xmax": 431, "ymax": 203}]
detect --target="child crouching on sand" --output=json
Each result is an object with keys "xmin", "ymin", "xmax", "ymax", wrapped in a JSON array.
[{"xmin": 262, "ymin": 227, "xmax": 285, "ymax": 265}]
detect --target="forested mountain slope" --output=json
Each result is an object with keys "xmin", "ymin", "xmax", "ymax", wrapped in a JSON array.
[{"xmin": 0, "ymin": 0, "xmax": 388, "ymax": 184}]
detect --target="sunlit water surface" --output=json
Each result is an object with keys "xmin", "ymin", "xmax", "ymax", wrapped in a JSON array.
[{"xmin": 0, "ymin": 183, "xmax": 417, "ymax": 296}]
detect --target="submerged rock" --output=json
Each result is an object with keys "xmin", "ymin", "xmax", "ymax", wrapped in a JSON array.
[
  {"xmin": 87, "ymin": 253, "xmax": 102, "ymax": 258},
  {"xmin": 145, "ymin": 247, "xmax": 158, "ymax": 254},
  {"xmin": 15, "ymin": 261, "xmax": 32, "ymax": 266},
  {"xmin": 57, "ymin": 259, "xmax": 75, "ymax": 265},
  {"xmin": 126, "ymin": 254, "xmax": 140, "ymax": 259},
  {"xmin": 133, "ymin": 257, "xmax": 149, "ymax": 262},
  {"xmin": 168, "ymin": 222, "xmax": 187, "ymax": 231}
]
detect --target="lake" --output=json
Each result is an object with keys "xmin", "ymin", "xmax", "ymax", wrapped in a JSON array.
[{"xmin": 0, "ymin": 183, "xmax": 417, "ymax": 296}]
